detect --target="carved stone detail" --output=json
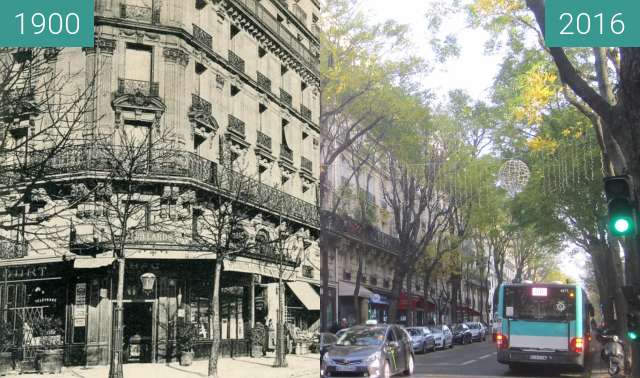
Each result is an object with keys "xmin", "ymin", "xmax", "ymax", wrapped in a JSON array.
[{"xmin": 163, "ymin": 47, "xmax": 189, "ymax": 66}]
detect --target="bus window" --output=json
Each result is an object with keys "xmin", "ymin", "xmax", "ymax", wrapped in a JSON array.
[{"xmin": 504, "ymin": 286, "xmax": 576, "ymax": 321}]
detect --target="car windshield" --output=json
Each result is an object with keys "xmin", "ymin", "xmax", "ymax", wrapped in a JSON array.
[
  {"xmin": 467, "ymin": 323, "xmax": 478, "ymax": 329},
  {"xmin": 453, "ymin": 324, "xmax": 465, "ymax": 331},
  {"xmin": 406, "ymin": 328, "xmax": 422, "ymax": 336},
  {"xmin": 336, "ymin": 328, "xmax": 386, "ymax": 347},
  {"xmin": 430, "ymin": 326, "xmax": 442, "ymax": 333}
]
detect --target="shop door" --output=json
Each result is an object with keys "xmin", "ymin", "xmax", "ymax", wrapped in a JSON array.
[{"xmin": 123, "ymin": 302, "xmax": 153, "ymax": 363}]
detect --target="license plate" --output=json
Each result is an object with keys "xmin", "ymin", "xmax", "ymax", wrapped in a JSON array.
[
  {"xmin": 335, "ymin": 365, "xmax": 357, "ymax": 372},
  {"xmin": 529, "ymin": 355, "xmax": 547, "ymax": 361}
]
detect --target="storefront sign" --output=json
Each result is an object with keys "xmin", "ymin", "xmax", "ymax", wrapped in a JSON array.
[
  {"xmin": 74, "ymin": 305, "xmax": 86, "ymax": 327},
  {"xmin": 75, "ymin": 283, "xmax": 87, "ymax": 305},
  {"xmin": 4, "ymin": 264, "xmax": 63, "ymax": 281}
]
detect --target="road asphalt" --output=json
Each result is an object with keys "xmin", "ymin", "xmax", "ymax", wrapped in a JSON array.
[{"xmin": 413, "ymin": 338, "xmax": 611, "ymax": 378}]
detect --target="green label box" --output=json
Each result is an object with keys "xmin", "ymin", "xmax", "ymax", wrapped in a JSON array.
[
  {"xmin": 545, "ymin": 0, "xmax": 640, "ymax": 47},
  {"xmin": 0, "ymin": 0, "xmax": 94, "ymax": 47}
]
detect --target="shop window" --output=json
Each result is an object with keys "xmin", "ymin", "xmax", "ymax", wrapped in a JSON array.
[{"xmin": 189, "ymin": 280, "xmax": 211, "ymax": 340}]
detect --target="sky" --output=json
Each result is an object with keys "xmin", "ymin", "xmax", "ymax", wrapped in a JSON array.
[
  {"xmin": 363, "ymin": 0, "xmax": 504, "ymax": 103},
  {"xmin": 363, "ymin": 0, "xmax": 586, "ymax": 283}
]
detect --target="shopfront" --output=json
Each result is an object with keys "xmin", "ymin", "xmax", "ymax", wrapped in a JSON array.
[{"xmin": 368, "ymin": 292, "xmax": 389, "ymax": 323}]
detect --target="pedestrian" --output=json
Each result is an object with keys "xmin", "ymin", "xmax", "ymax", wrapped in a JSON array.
[
  {"xmin": 339, "ymin": 318, "xmax": 348, "ymax": 330},
  {"xmin": 329, "ymin": 320, "xmax": 340, "ymax": 334}
]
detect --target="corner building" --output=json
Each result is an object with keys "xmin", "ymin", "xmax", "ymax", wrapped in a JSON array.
[{"xmin": 0, "ymin": 0, "xmax": 320, "ymax": 367}]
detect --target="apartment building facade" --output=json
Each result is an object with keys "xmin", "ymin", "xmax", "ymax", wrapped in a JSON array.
[{"xmin": 0, "ymin": 0, "xmax": 320, "ymax": 368}]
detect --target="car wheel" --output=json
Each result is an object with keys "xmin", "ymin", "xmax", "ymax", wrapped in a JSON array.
[
  {"xmin": 383, "ymin": 360, "xmax": 391, "ymax": 378},
  {"xmin": 403, "ymin": 354, "xmax": 414, "ymax": 376}
]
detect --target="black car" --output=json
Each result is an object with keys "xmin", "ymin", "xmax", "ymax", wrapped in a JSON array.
[
  {"xmin": 319, "ymin": 332, "xmax": 338, "ymax": 361},
  {"xmin": 321, "ymin": 324, "xmax": 415, "ymax": 378},
  {"xmin": 452, "ymin": 323, "xmax": 473, "ymax": 345}
]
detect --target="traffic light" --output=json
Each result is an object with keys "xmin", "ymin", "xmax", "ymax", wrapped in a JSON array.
[
  {"xmin": 604, "ymin": 175, "xmax": 637, "ymax": 237},
  {"xmin": 623, "ymin": 286, "xmax": 640, "ymax": 341},
  {"xmin": 628, "ymin": 312, "xmax": 639, "ymax": 341}
]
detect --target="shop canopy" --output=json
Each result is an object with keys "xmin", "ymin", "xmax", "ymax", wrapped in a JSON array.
[
  {"xmin": 338, "ymin": 282, "xmax": 374, "ymax": 298},
  {"xmin": 286, "ymin": 281, "xmax": 320, "ymax": 311}
]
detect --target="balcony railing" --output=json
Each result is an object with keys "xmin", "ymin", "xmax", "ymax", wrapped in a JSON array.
[
  {"xmin": 117, "ymin": 78, "xmax": 159, "ymax": 97},
  {"xmin": 291, "ymin": 4, "xmax": 308, "ymax": 23},
  {"xmin": 257, "ymin": 71, "xmax": 272, "ymax": 93},
  {"xmin": 193, "ymin": 24, "xmax": 213, "ymax": 49},
  {"xmin": 300, "ymin": 104, "xmax": 312, "ymax": 121},
  {"xmin": 301, "ymin": 157, "xmax": 312, "ymax": 173},
  {"xmin": 257, "ymin": 131, "xmax": 272, "ymax": 151},
  {"xmin": 228, "ymin": 51, "xmax": 245, "ymax": 73},
  {"xmin": 280, "ymin": 88, "xmax": 292, "ymax": 107},
  {"xmin": 322, "ymin": 211, "xmax": 401, "ymax": 253},
  {"xmin": 280, "ymin": 145, "xmax": 293, "ymax": 163},
  {"xmin": 0, "ymin": 241, "xmax": 28, "ymax": 259},
  {"xmin": 228, "ymin": 115, "xmax": 245, "ymax": 137},
  {"xmin": 191, "ymin": 94, "xmax": 212, "ymax": 114},
  {"xmin": 120, "ymin": 4, "xmax": 160, "ymax": 24},
  {"xmin": 231, "ymin": 0, "xmax": 319, "ymax": 74},
  {"xmin": 12, "ymin": 146, "xmax": 318, "ymax": 227}
]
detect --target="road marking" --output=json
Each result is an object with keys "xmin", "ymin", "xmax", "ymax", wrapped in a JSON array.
[
  {"xmin": 477, "ymin": 353, "xmax": 493, "ymax": 360},
  {"xmin": 460, "ymin": 359, "xmax": 477, "ymax": 365}
]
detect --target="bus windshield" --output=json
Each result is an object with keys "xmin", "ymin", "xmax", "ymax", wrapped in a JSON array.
[{"xmin": 503, "ymin": 286, "xmax": 576, "ymax": 321}]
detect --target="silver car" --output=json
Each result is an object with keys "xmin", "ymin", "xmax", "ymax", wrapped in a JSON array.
[
  {"xmin": 465, "ymin": 322, "xmax": 486, "ymax": 342},
  {"xmin": 406, "ymin": 327, "xmax": 435, "ymax": 354},
  {"xmin": 429, "ymin": 325, "xmax": 453, "ymax": 349}
]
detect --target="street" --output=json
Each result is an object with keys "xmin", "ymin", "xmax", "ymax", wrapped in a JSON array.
[{"xmin": 413, "ymin": 340, "xmax": 602, "ymax": 378}]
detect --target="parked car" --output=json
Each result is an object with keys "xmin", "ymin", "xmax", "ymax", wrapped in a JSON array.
[
  {"xmin": 465, "ymin": 322, "xmax": 486, "ymax": 342},
  {"xmin": 321, "ymin": 324, "xmax": 415, "ymax": 378},
  {"xmin": 429, "ymin": 325, "xmax": 453, "ymax": 349},
  {"xmin": 452, "ymin": 323, "xmax": 473, "ymax": 345},
  {"xmin": 319, "ymin": 333, "xmax": 338, "ymax": 361},
  {"xmin": 406, "ymin": 327, "xmax": 436, "ymax": 354}
]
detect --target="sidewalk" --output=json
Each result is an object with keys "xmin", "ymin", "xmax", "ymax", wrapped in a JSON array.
[{"xmin": 6, "ymin": 354, "xmax": 320, "ymax": 378}]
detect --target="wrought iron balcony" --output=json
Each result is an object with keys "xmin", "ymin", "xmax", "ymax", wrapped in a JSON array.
[
  {"xmin": 0, "ymin": 241, "xmax": 28, "ymax": 259},
  {"xmin": 300, "ymin": 104, "xmax": 312, "ymax": 121},
  {"xmin": 280, "ymin": 88, "xmax": 292, "ymax": 107},
  {"xmin": 14, "ymin": 146, "xmax": 319, "ymax": 227},
  {"xmin": 301, "ymin": 156, "xmax": 312, "ymax": 173},
  {"xmin": 291, "ymin": 4, "xmax": 308, "ymax": 23},
  {"xmin": 191, "ymin": 94, "xmax": 212, "ymax": 114},
  {"xmin": 120, "ymin": 3, "xmax": 160, "ymax": 24},
  {"xmin": 322, "ymin": 211, "xmax": 401, "ymax": 254},
  {"xmin": 280, "ymin": 145, "xmax": 293, "ymax": 163},
  {"xmin": 228, "ymin": 115, "xmax": 245, "ymax": 137},
  {"xmin": 193, "ymin": 24, "xmax": 213, "ymax": 49},
  {"xmin": 228, "ymin": 51, "xmax": 245, "ymax": 73},
  {"xmin": 231, "ymin": 0, "xmax": 319, "ymax": 74},
  {"xmin": 257, "ymin": 71, "xmax": 272, "ymax": 93},
  {"xmin": 117, "ymin": 78, "xmax": 159, "ymax": 97},
  {"xmin": 257, "ymin": 131, "xmax": 272, "ymax": 152}
]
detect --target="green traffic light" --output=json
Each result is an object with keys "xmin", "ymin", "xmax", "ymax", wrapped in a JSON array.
[
  {"xmin": 628, "ymin": 331, "xmax": 638, "ymax": 341},
  {"xmin": 614, "ymin": 218, "xmax": 631, "ymax": 233}
]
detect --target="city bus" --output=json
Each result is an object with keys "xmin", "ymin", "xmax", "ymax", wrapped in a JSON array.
[{"xmin": 496, "ymin": 282, "xmax": 594, "ymax": 371}]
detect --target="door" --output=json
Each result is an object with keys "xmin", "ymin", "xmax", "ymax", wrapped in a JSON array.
[
  {"xmin": 395, "ymin": 326, "xmax": 411, "ymax": 371},
  {"xmin": 123, "ymin": 302, "xmax": 154, "ymax": 363}
]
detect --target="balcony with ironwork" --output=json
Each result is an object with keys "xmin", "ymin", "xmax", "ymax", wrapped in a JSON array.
[
  {"xmin": 0, "ymin": 241, "xmax": 28, "ymax": 259},
  {"xmin": 280, "ymin": 88, "xmax": 292, "ymax": 108},
  {"xmin": 193, "ymin": 24, "xmax": 213, "ymax": 49},
  {"xmin": 255, "ymin": 130, "xmax": 272, "ymax": 153},
  {"xmin": 12, "ymin": 146, "xmax": 319, "ymax": 228},
  {"xmin": 228, "ymin": 51, "xmax": 245, "ymax": 73},
  {"xmin": 116, "ymin": 78, "xmax": 160, "ymax": 97},
  {"xmin": 227, "ymin": 115, "xmax": 245, "ymax": 137},
  {"xmin": 322, "ymin": 211, "xmax": 400, "ymax": 254},
  {"xmin": 300, "ymin": 156, "xmax": 312, "ymax": 174},
  {"xmin": 189, "ymin": 94, "xmax": 218, "ymax": 137},
  {"xmin": 300, "ymin": 104, "xmax": 312, "ymax": 121},
  {"xmin": 257, "ymin": 71, "xmax": 272, "ymax": 93},
  {"xmin": 230, "ymin": 0, "xmax": 319, "ymax": 74},
  {"xmin": 255, "ymin": 130, "xmax": 274, "ymax": 165},
  {"xmin": 120, "ymin": 3, "xmax": 160, "ymax": 24}
]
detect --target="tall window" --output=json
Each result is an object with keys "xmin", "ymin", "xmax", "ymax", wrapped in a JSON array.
[{"xmin": 125, "ymin": 44, "xmax": 152, "ymax": 82}]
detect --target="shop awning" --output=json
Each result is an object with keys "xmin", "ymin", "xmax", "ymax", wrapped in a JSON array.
[
  {"xmin": 73, "ymin": 253, "xmax": 115, "ymax": 269},
  {"xmin": 223, "ymin": 257, "xmax": 296, "ymax": 280},
  {"xmin": 0, "ymin": 256, "xmax": 67, "ymax": 267},
  {"xmin": 338, "ymin": 281, "xmax": 373, "ymax": 298},
  {"xmin": 286, "ymin": 281, "xmax": 320, "ymax": 311}
]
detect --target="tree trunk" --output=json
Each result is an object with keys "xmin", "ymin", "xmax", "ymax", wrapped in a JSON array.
[
  {"xmin": 353, "ymin": 248, "xmax": 363, "ymax": 324},
  {"xmin": 108, "ymin": 256, "xmax": 125, "ymax": 378},
  {"xmin": 388, "ymin": 264, "xmax": 405, "ymax": 324},
  {"xmin": 406, "ymin": 273, "xmax": 414, "ymax": 326},
  {"xmin": 207, "ymin": 259, "xmax": 222, "ymax": 378},
  {"xmin": 273, "ymin": 274, "xmax": 288, "ymax": 367}
]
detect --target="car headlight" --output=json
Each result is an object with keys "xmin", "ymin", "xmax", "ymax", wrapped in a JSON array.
[{"xmin": 366, "ymin": 351, "xmax": 382, "ymax": 368}]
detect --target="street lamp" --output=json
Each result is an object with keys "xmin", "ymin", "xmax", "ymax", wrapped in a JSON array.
[{"xmin": 140, "ymin": 272, "xmax": 156, "ymax": 295}]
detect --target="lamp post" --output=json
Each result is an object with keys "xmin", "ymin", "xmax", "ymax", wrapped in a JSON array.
[{"xmin": 140, "ymin": 272, "xmax": 156, "ymax": 295}]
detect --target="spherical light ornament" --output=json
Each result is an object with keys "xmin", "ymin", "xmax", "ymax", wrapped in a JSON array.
[{"xmin": 498, "ymin": 159, "xmax": 530, "ymax": 197}]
